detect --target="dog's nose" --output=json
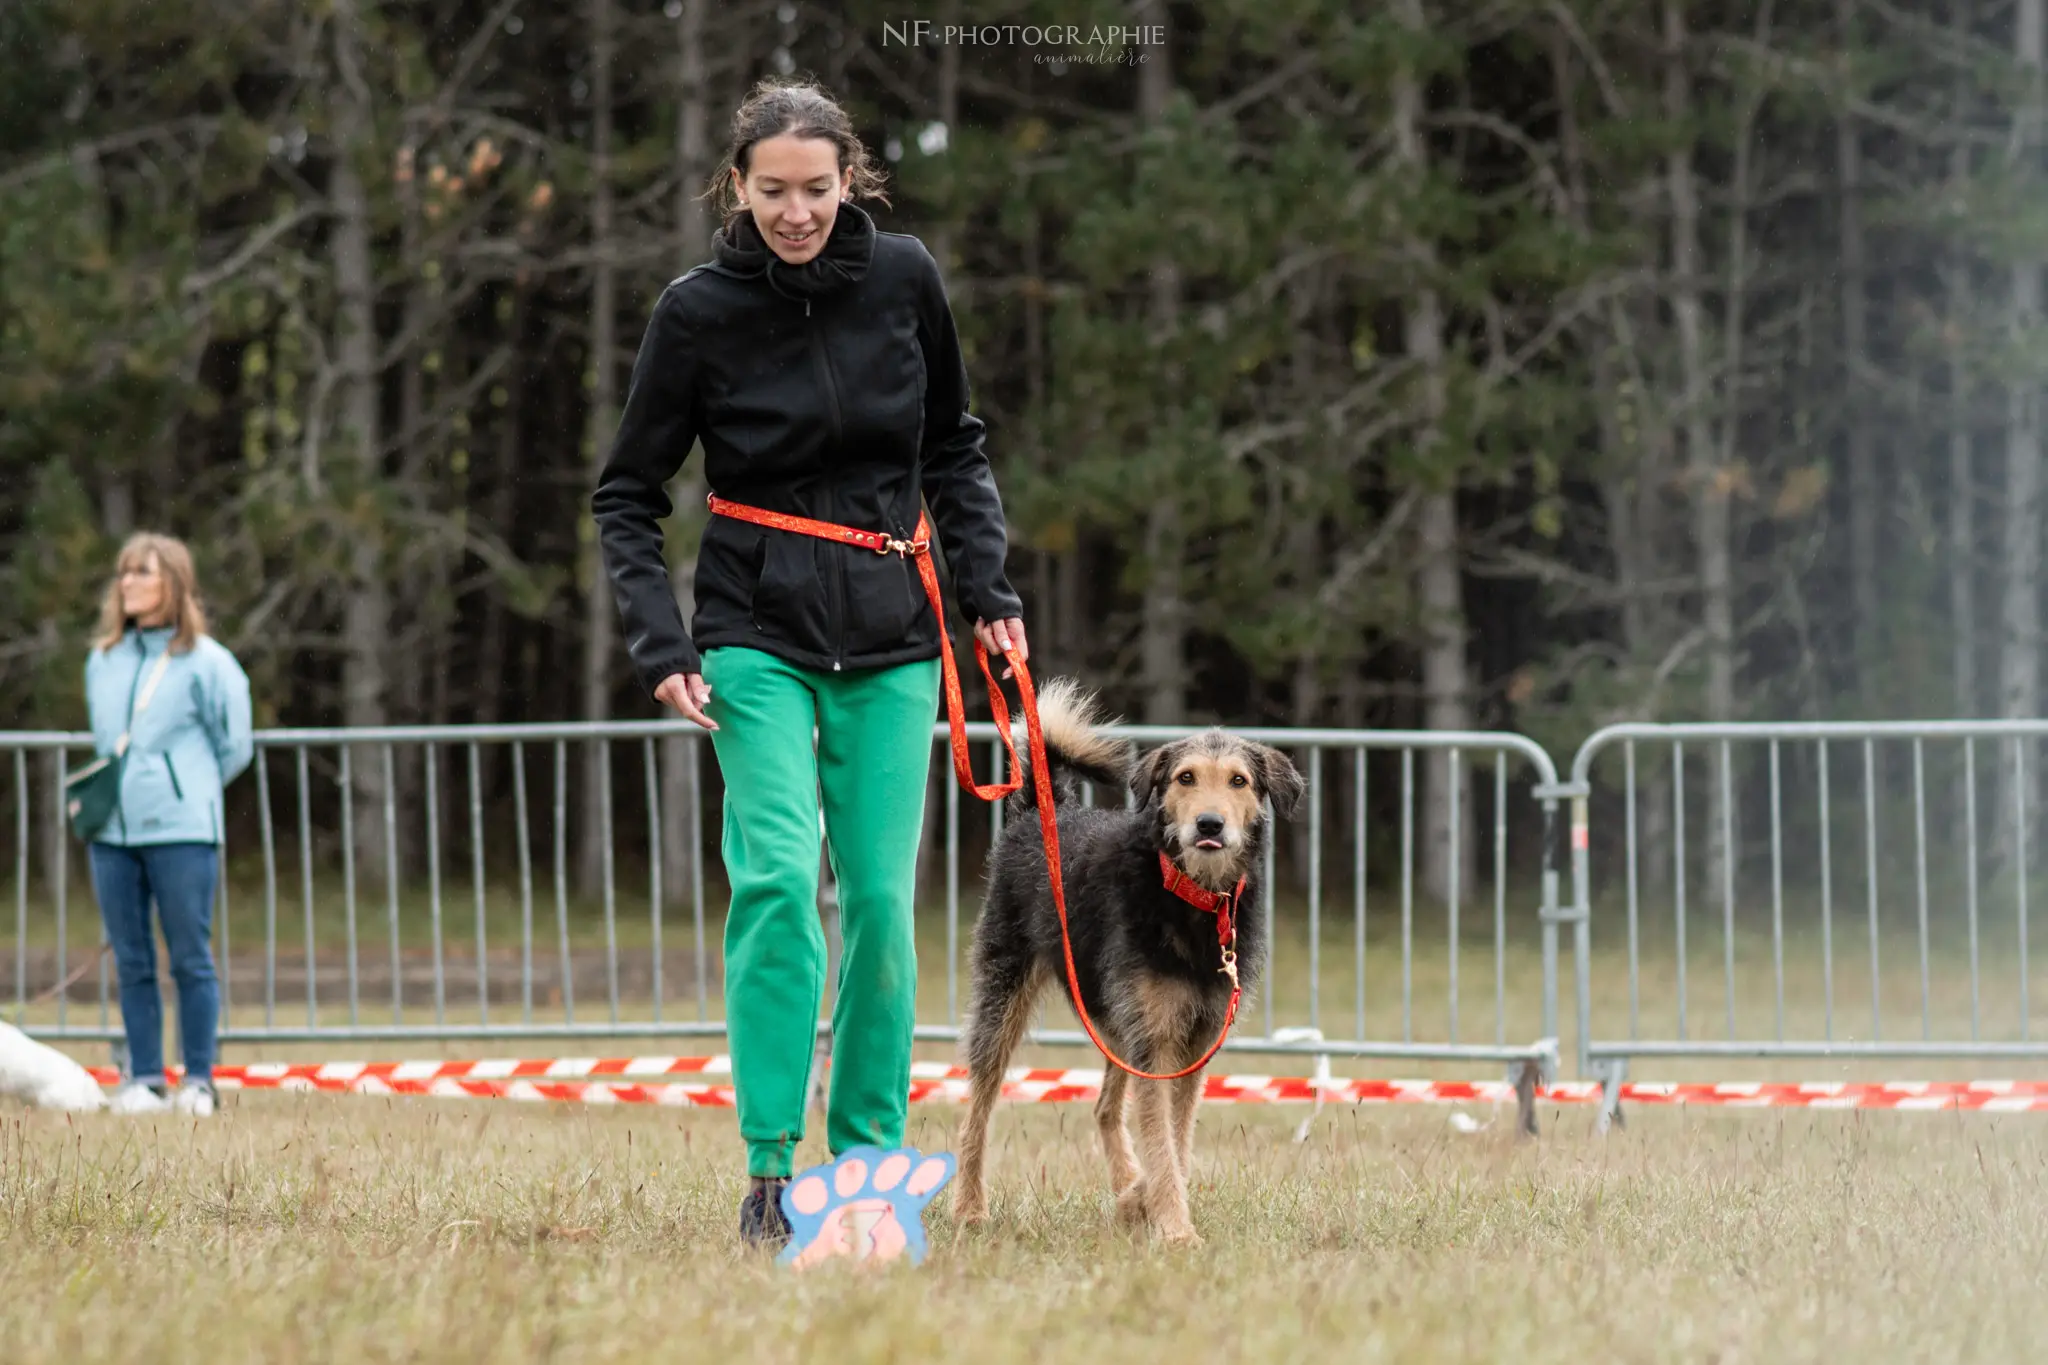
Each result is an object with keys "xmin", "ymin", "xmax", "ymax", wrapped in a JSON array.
[{"xmin": 1195, "ymin": 813, "xmax": 1225, "ymax": 840}]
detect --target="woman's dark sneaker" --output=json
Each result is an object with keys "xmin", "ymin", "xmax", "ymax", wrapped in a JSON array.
[{"xmin": 740, "ymin": 1176, "xmax": 792, "ymax": 1248}]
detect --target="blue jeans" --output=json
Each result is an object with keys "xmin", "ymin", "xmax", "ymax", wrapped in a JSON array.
[{"xmin": 88, "ymin": 842, "xmax": 221, "ymax": 1087}]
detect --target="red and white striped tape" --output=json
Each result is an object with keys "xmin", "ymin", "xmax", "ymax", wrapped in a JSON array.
[{"xmin": 78, "ymin": 1058, "xmax": 2048, "ymax": 1112}]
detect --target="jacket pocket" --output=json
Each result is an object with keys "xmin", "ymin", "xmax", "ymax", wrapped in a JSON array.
[
  {"xmin": 162, "ymin": 753, "xmax": 184, "ymax": 802},
  {"xmin": 749, "ymin": 531, "xmax": 832, "ymax": 647},
  {"xmin": 838, "ymin": 548, "xmax": 929, "ymax": 657}
]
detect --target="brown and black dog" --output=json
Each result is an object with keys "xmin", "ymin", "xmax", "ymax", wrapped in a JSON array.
[{"xmin": 953, "ymin": 680, "xmax": 1304, "ymax": 1245}]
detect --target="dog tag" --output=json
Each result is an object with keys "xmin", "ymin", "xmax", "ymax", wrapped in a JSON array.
[{"xmin": 776, "ymin": 1144, "xmax": 955, "ymax": 1270}]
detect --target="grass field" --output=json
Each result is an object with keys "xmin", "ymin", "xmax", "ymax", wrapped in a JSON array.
[
  {"xmin": 12, "ymin": 874, "xmax": 2048, "ymax": 1360},
  {"xmin": 6, "ymin": 1090, "xmax": 2048, "ymax": 1363}
]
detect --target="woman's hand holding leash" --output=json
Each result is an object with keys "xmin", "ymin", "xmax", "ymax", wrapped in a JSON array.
[
  {"xmin": 655, "ymin": 673, "xmax": 717, "ymax": 731},
  {"xmin": 973, "ymin": 617, "xmax": 1028, "ymax": 680}
]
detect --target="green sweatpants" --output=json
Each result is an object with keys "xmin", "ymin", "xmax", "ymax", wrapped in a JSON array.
[{"xmin": 701, "ymin": 645, "xmax": 940, "ymax": 1179}]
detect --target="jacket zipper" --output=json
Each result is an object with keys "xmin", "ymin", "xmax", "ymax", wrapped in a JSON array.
[
  {"xmin": 808, "ymin": 295, "xmax": 850, "ymax": 671},
  {"xmin": 163, "ymin": 753, "xmax": 183, "ymax": 802}
]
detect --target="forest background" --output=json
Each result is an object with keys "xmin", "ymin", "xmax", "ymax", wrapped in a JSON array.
[{"xmin": 4, "ymin": 0, "xmax": 2043, "ymax": 905}]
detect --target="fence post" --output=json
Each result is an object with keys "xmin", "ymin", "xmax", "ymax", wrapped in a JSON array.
[{"xmin": 1534, "ymin": 778, "xmax": 1590, "ymax": 1079}]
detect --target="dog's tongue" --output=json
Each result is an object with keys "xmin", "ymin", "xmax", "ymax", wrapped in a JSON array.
[{"xmin": 1196, "ymin": 838, "xmax": 1224, "ymax": 850}]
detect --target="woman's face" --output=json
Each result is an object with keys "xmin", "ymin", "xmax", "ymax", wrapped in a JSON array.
[
  {"xmin": 733, "ymin": 134, "xmax": 852, "ymax": 266},
  {"xmin": 119, "ymin": 554, "xmax": 169, "ymax": 625}
]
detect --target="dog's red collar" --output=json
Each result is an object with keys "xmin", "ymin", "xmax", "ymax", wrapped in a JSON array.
[{"xmin": 1159, "ymin": 851, "xmax": 1245, "ymax": 947}]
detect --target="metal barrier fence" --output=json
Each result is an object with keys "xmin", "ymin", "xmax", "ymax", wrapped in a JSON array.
[
  {"xmin": 1568, "ymin": 721, "xmax": 2048, "ymax": 1123},
  {"xmin": 34, "ymin": 711, "xmax": 2048, "ymax": 1129},
  {"xmin": 6, "ymin": 721, "xmax": 1568, "ymax": 1117}
]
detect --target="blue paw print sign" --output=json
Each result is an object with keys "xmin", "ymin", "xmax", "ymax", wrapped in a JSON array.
[{"xmin": 777, "ymin": 1145, "xmax": 955, "ymax": 1270}]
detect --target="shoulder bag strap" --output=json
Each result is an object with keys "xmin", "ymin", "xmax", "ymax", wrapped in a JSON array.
[{"xmin": 113, "ymin": 646, "xmax": 173, "ymax": 758}]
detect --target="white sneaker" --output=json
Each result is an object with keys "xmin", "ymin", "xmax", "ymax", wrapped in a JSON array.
[
  {"xmin": 108, "ymin": 1081, "xmax": 171, "ymax": 1115},
  {"xmin": 172, "ymin": 1080, "xmax": 218, "ymax": 1117}
]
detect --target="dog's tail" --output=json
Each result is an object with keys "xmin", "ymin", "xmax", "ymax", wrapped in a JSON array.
[{"xmin": 1006, "ymin": 677, "xmax": 1133, "ymax": 816}]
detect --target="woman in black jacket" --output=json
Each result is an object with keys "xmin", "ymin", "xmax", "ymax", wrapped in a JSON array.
[{"xmin": 593, "ymin": 77, "xmax": 1027, "ymax": 1249}]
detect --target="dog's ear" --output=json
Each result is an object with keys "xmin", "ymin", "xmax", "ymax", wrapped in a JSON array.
[
  {"xmin": 1130, "ymin": 742, "xmax": 1179, "ymax": 805},
  {"xmin": 1253, "ymin": 744, "xmax": 1306, "ymax": 819}
]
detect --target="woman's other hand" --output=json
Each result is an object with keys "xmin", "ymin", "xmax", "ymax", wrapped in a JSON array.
[{"xmin": 654, "ymin": 673, "xmax": 718, "ymax": 731}]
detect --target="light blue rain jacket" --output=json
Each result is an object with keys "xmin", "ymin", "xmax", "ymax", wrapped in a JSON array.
[{"xmin": 83, "ymin": 625, "xmax": 254, "ymax": 846}]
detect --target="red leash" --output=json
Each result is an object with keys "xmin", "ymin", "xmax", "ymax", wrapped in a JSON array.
[{"xmin": 707, "ymin": 494, "xmax": 1242, "ymax": 1081}]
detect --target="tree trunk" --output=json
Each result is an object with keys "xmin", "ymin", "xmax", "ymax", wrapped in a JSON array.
[
  {"xmin": 926, "ymin": 0, "xmax": 961, "ymax": 283},
  {"xmin": 1949, "ymin": 0, "xmax": 1980, "ymax": 848},
  {"xmin": 912, "ymin": 1, "xmax": 964, "ymax": 894},
  {"xmin": 1056, "ymin": 542, "xmax": 1084, "ymax": 666},
  {"xmin": 426, "ymin": 315, "xmax": 456, "ymax": 732},
  {"xmin": 1838, "ymin": 0, "xmax": 1880, "ymax": 690},
  {"xmin": 2000, "ymin": 0, "xmax": 2045, "ymax": 866},
  {"xmin": 1710, "ymin": 1, "xmax": 1768, "ymax": 874},
  {"xmin": 1136, "ymin": 0, "xmax": 1184, "ymax": 726},
  {"xmin": 1289, "ymin": 653, "xmax": 1322, "ymax": 890},
  {"xmin": 1664, "ymin": 0, "xmax": 1729, "ymax": 723},
  {"xmin": 1023, "ymin": 206, "xmax": 1054, "ymax": 663},
  {"xmin": 661, "ymin": 0, "xmax": 712, "ymax": 899},
  {"xmin": 331, "ymin": 0, "xmax": 392, "ymax": 883},
  {"xmin": 578, "ymin": 0, "xmax": 619, "ymax": 900},
  {"xmin": 1552, "ymin": 22, "xmax": 1671, "ymax": 888},
  {"xmin": 674, "ymin": 0, "xmax": 714, "ymax": 272},
  {"xmin": 1417, "ymin": 491, "xmax": 1476, "ymax": 906},
  {"xmin": 1948, "ymin": 0, "xmax": 1978, "ymax": 721},
  {"xmin": 475, "ymin": 282, "xmax": 529, "ymax": 733},
  {"xmin": 1285, "ymin": 272, "xmax": 1321, "ymax": 890},
  {"xmin": 1665, "ymin": 0, "xmax": 1735, "ymax": 890},
  {"xmin": 100, "ymin": 479, "xmax": 134, "ymax": 539},
  {"xmin": 1394, "ymin": 0, "xmax": 1474, "ymax": 908},
  {"xmin": 391, "ymin": 150, "xmax": 431, "ymax": 859}
]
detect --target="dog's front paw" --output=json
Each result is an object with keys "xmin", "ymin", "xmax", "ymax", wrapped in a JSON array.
[{"xmin": 1157, "ymin": 1220, "xmax": 1204, "ymax": 1249}]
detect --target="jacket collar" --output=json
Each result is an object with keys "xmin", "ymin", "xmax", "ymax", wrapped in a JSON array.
[{"xmin": 712, "ymin": 200, "xmax": 875, "ymax": 300}]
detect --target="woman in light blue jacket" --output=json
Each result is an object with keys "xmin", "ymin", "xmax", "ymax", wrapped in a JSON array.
[{"xmin": 83, "ymin": 532, "xmax": 253, "ymax": 1116}]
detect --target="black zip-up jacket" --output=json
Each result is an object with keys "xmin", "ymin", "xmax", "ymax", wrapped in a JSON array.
[{"xmin": 592, "ymin": 202, "xmax": 1023, "ymax": 695}]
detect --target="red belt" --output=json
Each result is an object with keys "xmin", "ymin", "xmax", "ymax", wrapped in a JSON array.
[{"xmin": 706, "ymin": 493, "xmax": 1242, "ymax": 1081}]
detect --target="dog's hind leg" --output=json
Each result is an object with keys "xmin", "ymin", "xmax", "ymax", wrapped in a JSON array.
[
  {"xmin": 1094, "ymin": 1065, "xmax": 1138, "ymax": 1197},
  {"xmin": 954, "ymin": 959, "xmax": 1044, "ymax": 1227}
]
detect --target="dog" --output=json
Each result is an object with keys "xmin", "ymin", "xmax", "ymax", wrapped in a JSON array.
[
  {"xmin": 953, "ymin": 679, "xmax": 1304, "ymax": 1245},
  {"xmin": 0, "ymin": 1021, "xmax": 108, "ymax": 1112}
]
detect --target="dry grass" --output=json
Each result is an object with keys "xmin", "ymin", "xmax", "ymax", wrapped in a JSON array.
[
  {"xmin": 6, "ymin": 1090, "xmax": 2048, "ymax": 1364},
  {"xmin": 11, "ymin": 884, "xmax": 2048, "ymax": 1363}
]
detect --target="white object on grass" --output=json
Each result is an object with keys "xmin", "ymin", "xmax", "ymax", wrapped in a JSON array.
[
  {"xmin": 0, "ymin": 1021, "xmax": 109, "ymax": 1112},
  {"xmin": 1271, "ymin": 1027, "xmax": 1334, "ymax": 1143}
]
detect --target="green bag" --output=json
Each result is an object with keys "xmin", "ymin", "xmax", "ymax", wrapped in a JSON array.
[{"xmin": 65, "ymin": 645, "xmax": 171, "ymax": 844}]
